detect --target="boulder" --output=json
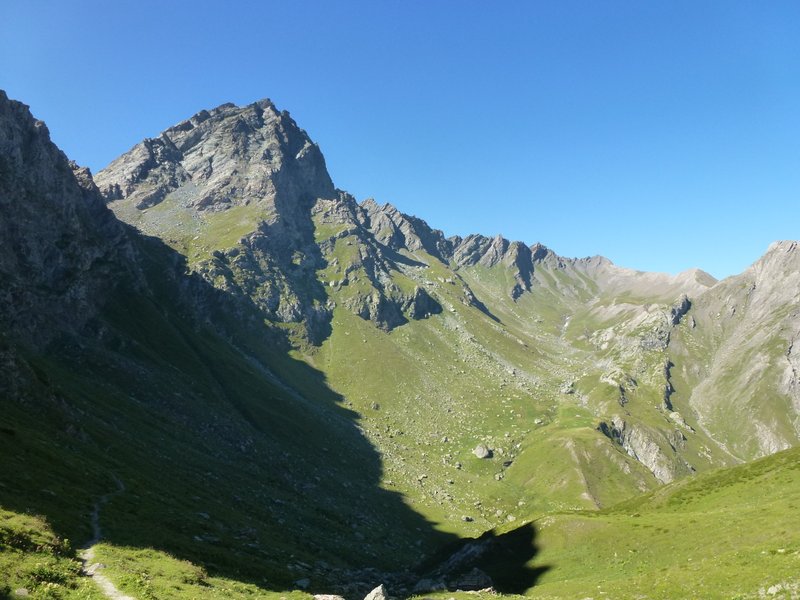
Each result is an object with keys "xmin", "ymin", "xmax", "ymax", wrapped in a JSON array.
[
  {"xmin": 363, "ymin": 584, "xmax": 387, "ymax": 600},
  {"xmin": 472, "ymin": 444, "xmax": 492, "ymax": 459}
]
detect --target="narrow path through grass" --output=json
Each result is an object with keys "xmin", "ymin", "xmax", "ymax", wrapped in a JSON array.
[{"xmin": 79, "ymin": 476, "xmax": 136, "ymax": 600}]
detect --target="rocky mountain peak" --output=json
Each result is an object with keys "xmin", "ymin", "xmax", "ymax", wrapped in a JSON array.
[
  {"xmin": 530, "ymin": 242, "xmax": 553, "ymax": 262},
  {"xmin": 96, "ymin": 99, "xmax": 335, "ymax": 214},
  {"xmin": 92, "ymin": 99, "xmax": 341, "ymax": 343},
  {"xmin": 737, "ymin": 240, "xmax": 800, "ymax": 311}
]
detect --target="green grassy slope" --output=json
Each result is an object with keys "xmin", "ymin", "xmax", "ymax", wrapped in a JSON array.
[
  {"xmin": 307, "ymin": 217, "xmax": 738, "ymax": 543},
  {"xmin": 0, "ymin": 508, "xmax": 103, "ymax": 599},
  {"xmin": 529, "ymin": 445, "xmax": 800, "ymax": 599},
  {"xmin": 416, "ymin": 445, "xmax": 800, "ymax": 600}
]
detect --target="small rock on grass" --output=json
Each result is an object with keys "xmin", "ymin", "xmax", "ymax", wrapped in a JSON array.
[{"xmin": 473, "ymin": 444, "xmax": 492, "ymax": 459}]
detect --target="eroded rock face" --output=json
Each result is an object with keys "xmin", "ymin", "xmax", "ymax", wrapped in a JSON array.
[
  {"xmin": 0, "ymin": 91, "xmax": 132, "ymax": 346},
  {"xmin": 597, "ymin": 416, "xmax": 689, "ymax": 484},
  {"xmin": 96, "ymin": 100, "xmax": 335, "ymax": 214},
  {"xmin": 783, "ymin": 334, "xmax": 800, "ymax": 417},
  {"xmin": 450, "ymin": 234, "xmax": 540, "ymax": 299}
]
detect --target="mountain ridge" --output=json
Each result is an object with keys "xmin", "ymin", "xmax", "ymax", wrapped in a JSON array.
[
  {"xmin": 95, "ymin": 97, "xmax": 800, "ymax": 482},
  {"xmin": 2, "ymin": 91, "xmax": 799, "ymax": 599}
]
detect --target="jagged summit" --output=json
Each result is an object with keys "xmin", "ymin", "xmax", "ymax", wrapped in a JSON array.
[{"xmin": 96, "ymin": 98, "xmax": 334, "ymax": 212}]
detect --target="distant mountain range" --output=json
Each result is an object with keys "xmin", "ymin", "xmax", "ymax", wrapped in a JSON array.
[{"xmin": 1, "ymin": 90, "xmax": 798, "ymax": 599}]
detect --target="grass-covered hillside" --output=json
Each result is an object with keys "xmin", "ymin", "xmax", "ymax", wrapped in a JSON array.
[{"xmin": 413, "ymin": 445, "xmax": 800, "ymax": 600}]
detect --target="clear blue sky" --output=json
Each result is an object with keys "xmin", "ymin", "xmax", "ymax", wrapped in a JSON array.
[{"xmin": 2, "ymin": 1, "xmax": 799, "ymax": 278}]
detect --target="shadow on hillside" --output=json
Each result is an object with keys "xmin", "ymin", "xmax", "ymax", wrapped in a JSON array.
[
  {"xmin": 416, "ymin": 523, "xmax": 550, "ymax": 595},
  {"xmin": 473, "ymin": 524, "xmax": 551, "ymax": 593},
  {"xmin": 0, "ymin": 231, "xmax": 549, "ymax": 597}
]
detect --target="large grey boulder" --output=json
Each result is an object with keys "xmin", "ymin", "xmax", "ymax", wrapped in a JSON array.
[{"xmin": 363, "ymin": 584, "xmax": 387, "ymax": 600}]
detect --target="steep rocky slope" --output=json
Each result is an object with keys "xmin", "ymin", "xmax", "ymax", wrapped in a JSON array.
[
  {"xmin": 0, "ymin": 90, "xmax": 132, "ymax": 346},
  {"xmin": 669, "ymin": 240, "xmax": 800, "ymax": 459}
]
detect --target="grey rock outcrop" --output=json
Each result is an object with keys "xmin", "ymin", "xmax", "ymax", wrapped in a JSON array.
[
  {"xmin": 451, "ymin": 234, "xmax": 540, "ymax": 299},
  {"xmin": 97, "ymin": 99, "xmax": 337, "ymax": 342},
  {"xmin": 96, "ymin": 99, "xmax": 334, "ymax": 213},
  {"xmin": 362, "ymin": 584, "xmax": 387, "ymax": 600},
  {"xmin": 669, "ymin": 293, "xmax": 691, "ymax": 325},
  {"xmin": 360, "ymin": 199, "xmax": 452, "ymax": 262},
  {"xmin": 0, "ymin": 90, "xmax": 133, "ymax": 346},
  {"xmin": 598, "ymin": 416, "xmax": 686, "ymax": 483}
]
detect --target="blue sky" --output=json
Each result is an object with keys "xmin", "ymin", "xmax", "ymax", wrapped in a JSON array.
[{"xmin": 2, "ymin": 1, "xmax": 799, "ymax": 278}]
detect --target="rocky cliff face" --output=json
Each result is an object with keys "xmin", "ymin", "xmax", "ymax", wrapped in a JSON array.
[
  {"xmin": 96, "ymin": 99, "xmax": 335, "ymax": 213},
  {"xmin": 0, "ymin": 91, "xmax": 132, "ymax": 346},
  {"xmin": 670, "ymin": 240, "xmax": 800, "ymax": 459}
]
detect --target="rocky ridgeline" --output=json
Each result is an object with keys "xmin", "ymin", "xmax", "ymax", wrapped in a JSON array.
[
  {"xmin": 95, "ymin": 99, "xmax": 593, "ymax": 337},
  {"xmin": 100, "ymin": 99, "xmax": 726, "ymax": 345},
  {"xmin": 96, "ymin": 97, "xmax": 800, "ymax": 469},
  {"xmin": 0, "ymin": 90, "xmax": 135, "ymax": 347},
  {"xmin": 4, "ymin": 89, "xmax": 800, "ymax": 599}
]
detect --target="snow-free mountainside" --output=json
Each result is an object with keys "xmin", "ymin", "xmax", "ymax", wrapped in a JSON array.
[{"xmin": 1, "ymin": 91, "xmax": 798, "ymax": 600}]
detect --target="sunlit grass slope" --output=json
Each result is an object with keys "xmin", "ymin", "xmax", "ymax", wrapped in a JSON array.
[{"xmin": 510, "ymin": 446, "xmax": 798, "ymax": 599}]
